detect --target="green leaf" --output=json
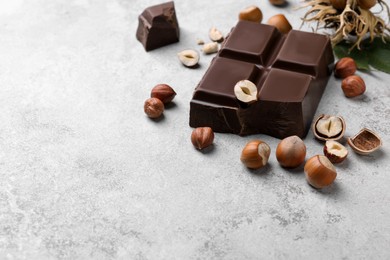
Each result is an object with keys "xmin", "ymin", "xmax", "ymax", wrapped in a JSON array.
[
  {"xmin": 369, "ymin": 48, "xmax": 390, "ymax": 73},
  {"xmin": 333, "ymin": 37, "xmax": 390, "ymax": 73},
  {"xmin": 333, "ymin": 41, "xmax": 370, "ymax": 70}
]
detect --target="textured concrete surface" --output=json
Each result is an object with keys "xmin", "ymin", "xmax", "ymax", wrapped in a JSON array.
[{"xmin": 0, "ymin": 0, "xmax": 389, "ymax": 259}]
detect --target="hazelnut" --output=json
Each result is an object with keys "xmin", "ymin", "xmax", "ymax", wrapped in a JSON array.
[
  {"xmin": 151, "ymin": 84, "xmax": 176, "ymax": 104},
  {"xmin": 202, "ymin": 42, "xmax": 219, "ymax": 55},
  {"xmin": 304, "ymin": 155, "xmax": 337, "ymax": 189},
  {"xmin": 239, "ymin": 6, "xmax": 263, "ymax": 23},
  {"xmin": 358, "ymin": 0, "xmax": 376, "ymax": 9},
  {"xmin": 276, "ymin": 135, "xmax": 306, "ymax": 168},
  {"xmin": 177, "ymin": 49, "xmax": 200, "ymax": 67},
  {"xmin": 234, "ymin": 80, "xmax": 258, "ymax": 104},
  {"xmin": 330, "ymin": 0, "xmax": 347, "ymax": 10},
  {"xmin": 347, "ymin": 128, "xmax": 382, "ymax": 155},
  {"xmin": 269, "ymin": 0, "xmax": 286, "ymax": 6},
  {"xmin": 341, "ymin": 75, "xmax": 366, "ymax": 98},
  {"xmin": 267, "ymin": 14, "xmax": 292, "ymax": 34},
  {"xmin": 240, "ymin": 140, "xmax": 271, "ymax": 169},
  {"xmin": 334, "ymin": 57, "xmax": 357, "ymax": 78},
  {"xmin": 209, "ymin": 27, "xmax": 224, "ymax": 43},
  {"xmin": 324, "ymin": 140, "xmax": 348, "ymax": 163},
  {"xmin": 144, "ymin": 97, "xmax": 164, "ymax": 118},
  {"xmin": 313, "ymin": 114, "xmax": 346, "ymax": 141},
  {"xmin": 191, "ymin": 127, "xmax": 214, "ymax": 150}
]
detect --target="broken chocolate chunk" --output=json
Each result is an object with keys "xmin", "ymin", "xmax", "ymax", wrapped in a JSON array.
[{"xmin": 136, "ymin": 1, "xmax": 180, "ymax": 51}]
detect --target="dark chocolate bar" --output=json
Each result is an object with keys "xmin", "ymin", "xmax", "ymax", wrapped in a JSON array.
[
  {"xmin": 136, "ymin": 1, "xmax": 179, "ymax": 51},
  {"xmin": 189, "ymin": 21, "xmax": 334, "ymax": 139}
]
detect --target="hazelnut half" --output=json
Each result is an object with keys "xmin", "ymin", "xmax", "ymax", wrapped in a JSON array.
[
  {"xmin": 234, "ymin": 80, "xmax": 258, "ymax": 104},
  {"xmin": 347, "ymin": 128, "xmax": 382, "ymax": 155},
  {"xmin": 239, "ymin": 6, "xmax": 263, "ymax": 23},
  {"xmin": 144, "ymin": 97, "xmax": 164, "ymax": 118},
  {"xmin": 177, "ymin": 49, "xmax": 200, "ymax": 67},
  {"xmin": 202, "ymin": 42, "xmax": 219, "ymax": 55},
  {"xmin": 191, "ymin": 127, "xmax": 214, "ymax": 150},
  {"xmin": 304, "ymin": 155, "xmax": 337, "ymax": 189},
  {"xmin": 267, "ymin": 14, "xmax": 292, "ymax": 34},
  {"xmin": 334, "ymin": 57, "xmax": 357, "ymax": 78},
  {"xmin": 313, "ymin": 114, "xmax": 346, "ymax": 141},
  {"xmin": 241, "ymin": 140, "xmax": 271, "ymax": 169},
  {"xmin": 209, "ymin": 27, "xmax": 224, "ymax": 43},
  {"xmin": 341, "ymin": 75, "xmax": 366, "ymax": 98},
  {"xmin": 324, "ymin": 140, "xmax": 348, "ymax": 163},
  {"xmin": 276, "ymin": 135, "xmax": 306, "ymax": 168},
  {"xmin": 151, "ymin": 84, "xmax": 176, "ymax": 104}
]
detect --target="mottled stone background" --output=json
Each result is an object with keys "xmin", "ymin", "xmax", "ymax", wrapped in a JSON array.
[{"xmin": 0, "ymin": 0, "xmax": 389, "ymax": 259}]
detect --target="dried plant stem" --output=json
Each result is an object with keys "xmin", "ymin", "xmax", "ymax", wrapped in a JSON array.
[{"xmin": 301, "ymin": 0, "xmax": 390, "ymax": 50}]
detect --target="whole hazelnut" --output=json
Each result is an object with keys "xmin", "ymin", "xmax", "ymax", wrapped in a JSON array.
[
  {"xmin": 239, "ymin": 6, "xmax": 263, "ymax": 23},
  {"xmin": 144, "ymin": 97, "xmax": 164, "ymax": 118},
  {"xmin": 151, "ymin": 84, "xmax": 176, "ymax": 104},
  {"xmin": 304, "ymin": 155, "xmax": 337, "ymax": 189},
  {"xmin": 358, "ymin": 0, "xmax": 376, "ymax": 9},
  {"xmin": 330, "ymin": 0, "xmax": 347, "ymax": 10},
  {"xmin": 324, "ymin": 140, "xmax": 348, "ymax": 163},
  {"xmin": 267, "ymin": 14, "xmax": 292, "ymax": 34},
  {"xmin": 240, "ymin": 140, "xmax": 271, "ymax": 169},
  {"xmin": 334, "ymin": 57, "xmax": 357, "ymax": 78},
  {"xmin": 341, "ymin": 75, "xmax": 366, "ymax": 97},
  {"xmin": 276, "ymin": 135, "xmax": 306, "ymax": 168},
  {"xmin": 269, "ymin": 0, "xmax": 286, "ymax": 6},
  {"xmin": 191, "ymin": 127, "xmax": 214, "ymax": 150}
]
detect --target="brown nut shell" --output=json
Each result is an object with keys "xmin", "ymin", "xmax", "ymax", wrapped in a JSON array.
[
  {"xmin": 347, "ymin": 128, "xmax": 382, "ymax": 155},
  {"xmin": 312, "ymin": 114, "xmax": 346, "ymax": 141},
  {"xmin": 191, "ymin": 127, "xmax": 214, "ymax": 150},
  {"xmin": 334, "ymin": 57, "xmax": 357, "ymax": 78},
  {"xmin": 239, "ymin": 6, "xmax": 263, "ymax": 23},
  {"xmin": 276, "ymin": 135, "xmax": 306, "ymax": 168},
  {"xmin": 341, "ymin": 75, "xmax": 366, "ymax": 98},
  {"xmin": 267, "ymin": 14, "xmax": 292, "ymax": 34},
  {"xmin": 144, "ymin": 97, "xmax": 164, "ymax": 118},
  {"xmin": 269, "ymin": 0, "xmax": 286, "ymax": 6},
  {"xmin": 241, "ymin": 140, "xmax": 271, "ymax": 169},
  {"xmin": 151, "ymin": 84, "xmax": 176, "ymax": 104},
  {"xmin": 358, "ymin": 0, "xmax": 377, "ymax": 9},
  {"xmin": 304, "ymin": 155, "xmax": 337, "ymax": 189}
]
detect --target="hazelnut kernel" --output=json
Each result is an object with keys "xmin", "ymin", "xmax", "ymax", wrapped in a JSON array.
[
  {"xmin": 241, "ymin": 140, "xmax": 271, "ymax": 169},
  {"xmin": 267, "ymin": 14, "xmax": 292, "ymax": 34},
  {"xmin": 324, "ymin": 140, "xmax": 348, "ymax": 164},
  {"xmin": 341, "ymin": 75, "xmax": 366, "ymax": 98},
  {"xmin": 191, "ymin": 127, "xmax": 214, "ymax": 150},
  {"xmin": 304, "ymin": 155, "xmax": 337, "ymax": 189},
  {"xmin": 209, "ymin": 27, "xmax": 224, "ymax": 43},
  {"xmin": 151, "ymin": 84, "xmax": 176, "ymax": 104},
  {"xmin": 239, "ymin": 6, "xmax": 263, "ymax": 23},
  {"xmin": 144, "ymin": 97, "xmax": 164, "ymax": 119},
  {"xmin": 234, "ymin": 80, "xmax": 258, "ymax": 104},
  {"xmin": 177, "ymin": 49, "xmax": 200, "ymax": 67},
  {"xmin": 313, "ymin": 114, "xmax": 346, "ymax": 141},
  {"xmin": 276, "ymin": 135, "xmax": 306, "ymax": 168},
  {"xmin": 334, "ymin": 57, "xmax": 357, "ymax": 78}
]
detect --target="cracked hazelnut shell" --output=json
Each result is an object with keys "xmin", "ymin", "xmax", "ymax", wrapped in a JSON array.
[
  {"xmin": 241, "ymin": 140, "xmax": 271, "ymax": 169},
  {"xmin": 347, "ymin": 128, "xmax": 382, "ymax": 155},
  {"xmin": 324, "ymin": 140, "xmax": 348, "ymax": 163},
  {"xmin": 312, "ymin": 114, "xmax": 346, "ymax": 141}
]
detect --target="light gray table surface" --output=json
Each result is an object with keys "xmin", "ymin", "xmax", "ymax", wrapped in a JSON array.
[{"xmin": 1, "ymin": 0, "xmax": 389, "ymax": 259}]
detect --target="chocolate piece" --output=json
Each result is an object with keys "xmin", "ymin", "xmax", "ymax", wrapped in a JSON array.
[
  {"xmin": 189, "ymin": 21, "xmax": 334, "ymax": 139},
  {"xmin": 136, "ymin": 1, "xmax": 179, "ymax": 51}
]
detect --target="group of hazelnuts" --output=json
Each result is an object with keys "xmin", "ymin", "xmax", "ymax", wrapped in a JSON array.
[{"xmin": 335, "ymin": 57, "xmax": 366, "ymax": 97}]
